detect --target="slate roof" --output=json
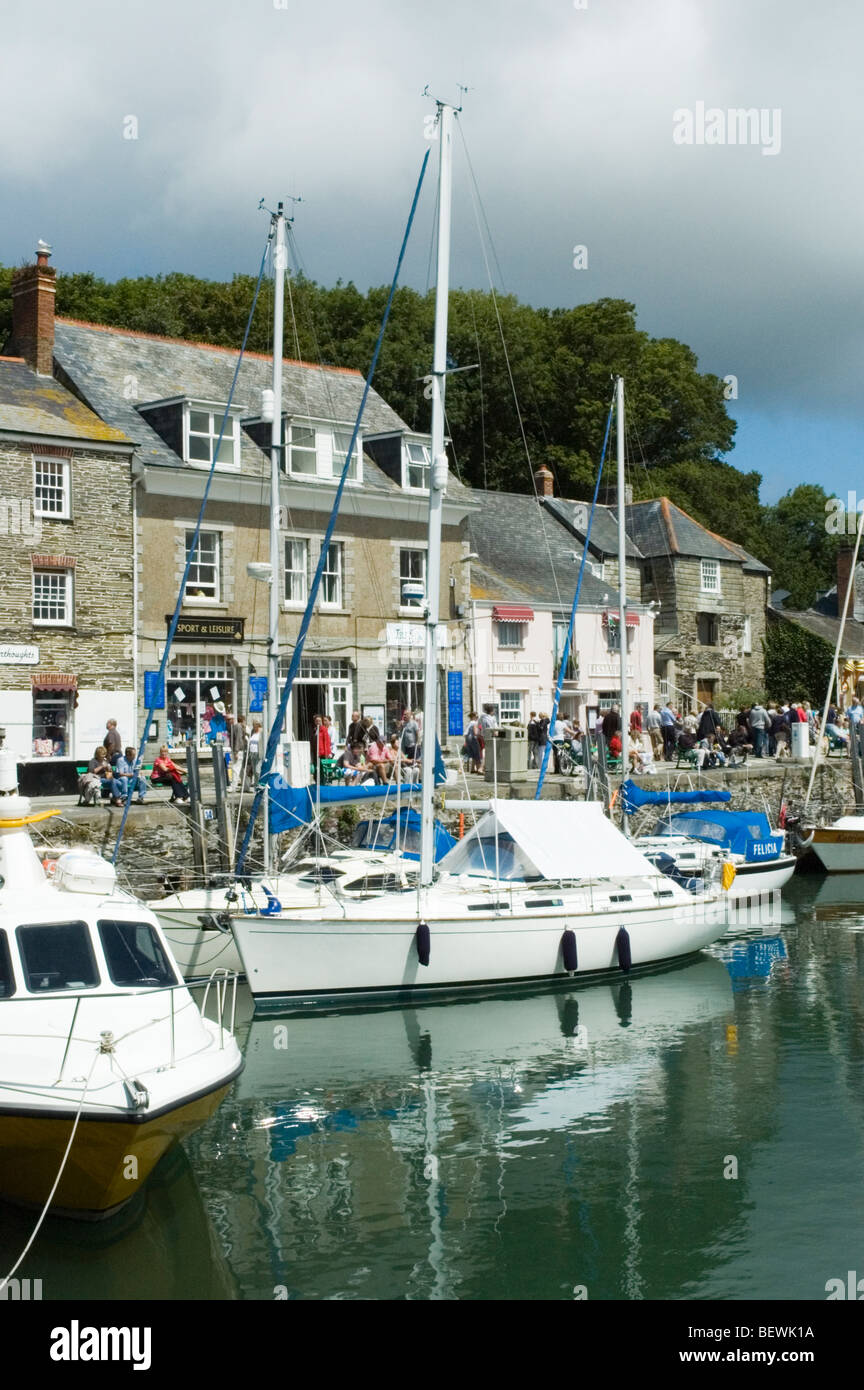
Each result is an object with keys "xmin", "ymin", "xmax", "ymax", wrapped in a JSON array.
[
  {"xmin": 771, "ymin": 602, "xmax": 864, "ymax": 655},
  {"xmin": 541, "ymin": 496, "xmax": 643, "ymax": 560},
  {"xmin": 623, "ymin": 497, "xmax": 771, "ymax": 573},
  {"xmin": 51, "ymin": 318, "xmax": 458, "ymax": 498},
  {"xmin": 0, "ymin": 355, "xmax": 129, "ymax": 445},
  {"xmin": 467, "ymin": 490, "xmax": 624, "ymax": 609}
]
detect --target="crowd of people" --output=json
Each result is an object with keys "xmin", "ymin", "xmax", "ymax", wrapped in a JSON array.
[{"xmin": 311, "ymin": 709, "xmax": 424, "ymax": 785}]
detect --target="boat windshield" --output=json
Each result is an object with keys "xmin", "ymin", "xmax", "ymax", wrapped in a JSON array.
[
  {"xmin": 98, "ymin": 920, "xmax": 178, "ymax": 988},
  {"xmin": 0, "ymin": 931, "xmax": 15, "ymax": 998},
  {"xmin": 16, "ymin": 921, "xmax": 100, "ymax": 993},
  {"xmin": 445, "ymin": 833, "xmax": 542, "ymax": 881}
]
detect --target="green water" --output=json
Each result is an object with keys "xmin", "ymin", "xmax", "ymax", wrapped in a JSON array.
[{"xmin": 5, "ymin": 873, "xmax": 864, "ymax": 1302}]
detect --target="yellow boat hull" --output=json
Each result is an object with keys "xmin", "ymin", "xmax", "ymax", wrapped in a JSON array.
[{"xmin": 0, "ymin": 1084, "xmax": 231, "ymax": 1217}]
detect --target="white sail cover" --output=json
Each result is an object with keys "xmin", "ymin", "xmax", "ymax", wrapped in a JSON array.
[{"xmin": 438, "ymin": 799, "xmax": 660, "ymax": 881}]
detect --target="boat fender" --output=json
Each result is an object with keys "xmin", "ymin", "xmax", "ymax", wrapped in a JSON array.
[
  {"xmin": 616, "ymin": 925, "xmax": 632, "ymax": 974},
  {"xmin": 416, "ymin": 920, "xmax": 431, "ymax": 967},
  {"xmin": 561, "ymin": 928, "xmax": 578, "ymax": 973}
]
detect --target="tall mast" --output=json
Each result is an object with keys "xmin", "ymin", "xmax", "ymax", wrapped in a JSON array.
[
  {"xmin": 266, "ymin": 204, "xmax": 287, "ymax": 867},
  {"xmin": 616, "ymin": 375, "xmax": 629, "ymax": 786},
  {"xmin": 419, "ymin": 101, "xmax": 455, "ymax": 885}
]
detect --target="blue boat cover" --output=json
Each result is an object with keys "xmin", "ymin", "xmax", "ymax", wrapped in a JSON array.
[
  {"xmin": 621, "ymin": 778, "xmax": 732, "ymax": 813},
  {"xmin": 351, "ymin": 806, "xmax": 456, "ymax": 862},
  {"xmin": 654, "ymin": 809, "xmax": 784, "ymax": 862}
]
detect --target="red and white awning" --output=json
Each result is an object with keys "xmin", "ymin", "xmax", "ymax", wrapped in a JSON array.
[
  {"xmin": 493, "ymin": 605, "xmax": 534, "ymax": 622},
  {"xmin": 603, "ymin": 610, "xmax": 640, "ymax": 627}
]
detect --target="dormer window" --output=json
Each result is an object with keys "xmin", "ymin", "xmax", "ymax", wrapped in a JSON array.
[
  {"xmin": 279, "ymin": 419, "xmax": 361, "ymax": 482},
  {"xmin": 186, "ymin": 406, "xmax": 239, "ymax": 468},
  {"xmin": 404, "ymin": 441, "xmax": 431, "ymax": 490}
]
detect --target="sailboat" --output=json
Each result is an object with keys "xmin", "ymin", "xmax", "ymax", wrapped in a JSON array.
[{"xmin": 227, "ymin": 100, "xmax": 732, "ymax": 1010}]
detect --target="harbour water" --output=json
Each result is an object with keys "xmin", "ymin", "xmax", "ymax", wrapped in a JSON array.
[{"xmin": 4, "ymin": 873, "xmax": 864, "ymax": 1302}]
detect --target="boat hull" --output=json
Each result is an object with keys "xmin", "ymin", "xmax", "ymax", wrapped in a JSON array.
[
  {"xmin": 0, "ymin": 1082, "xmax": 232, "ymax": 1217},
  {"xmin": 232, "ymin": 901, "xmax": 727, "ymax": 1009},
  {"xmin": 810, "ymin": 829, "xmax": 864, "ymax": 874}
]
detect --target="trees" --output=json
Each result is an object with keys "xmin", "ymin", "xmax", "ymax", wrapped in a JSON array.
[{"xmin": 0, "ymin": 262, "xmax": 838, "ymax": 607}]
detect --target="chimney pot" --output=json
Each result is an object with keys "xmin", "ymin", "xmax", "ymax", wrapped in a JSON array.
[
  {"xmin": 534, "ymin": 463, "xmax": 554, "ymax": 498},
  {"xmin": 10, "ymin": 242, "xmax": 56, "ymax": 376}
]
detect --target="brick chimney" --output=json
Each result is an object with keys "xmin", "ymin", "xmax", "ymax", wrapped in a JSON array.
[
  {"xmin": 11, "ymin": 241, "xmax": 56, "ymax": 376},
  {"xmin": 838, "ymin": 546, "xmax": 854, "ymax": 614},
  {"xmin": 534, "ymin": 463, "xmax": 554, "ymax": 497}
]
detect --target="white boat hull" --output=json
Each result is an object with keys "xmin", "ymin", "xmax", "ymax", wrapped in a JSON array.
[
  {"xmin": 810, "ymin": 820, "xmax": 864, "ymax": 873},
  {"xmin": 231, "ymin": 897, "xmax": 727, "ymax": 1008}
]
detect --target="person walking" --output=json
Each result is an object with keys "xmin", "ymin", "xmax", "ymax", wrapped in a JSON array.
[
  {"xmin": 646, "ymin": 705, "xmax": 663, "ymax": 760},
  {"xmin": 526, "ymin": 712, "xmax": 540, "ymax": 769}
]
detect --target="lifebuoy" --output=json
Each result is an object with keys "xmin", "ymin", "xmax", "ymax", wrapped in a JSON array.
[
  {"xmin": 561, "ymin": 928, "xmax": 578, "ymax": 972},
  {"xmin": 42, "ymin": 857, "xmax": 57, "ymax": 876},
  {"xmin": 416, "ymin": 921, "xmax": 431, "ymax": 967},
  {"xmin": 616, "ymin": 925, "xmax": 632, "ymax": 974}
]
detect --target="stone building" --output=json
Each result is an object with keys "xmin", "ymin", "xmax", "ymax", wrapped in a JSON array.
[
  {"xmin": 0, "ymin": 245, "xmax": 135, "ymax": 762},
  {"xmin": 503, "ymin": 474, "xmax": 771, "ymax": 713},
  {"xmin": 626, "ymin": 498, "xmax": 771, "ymax": 708},
  {"xmin": 47, "ymin": 309, "xmax": 475, "ymax": 752}
]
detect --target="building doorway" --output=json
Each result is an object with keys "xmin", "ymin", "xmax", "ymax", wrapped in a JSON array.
[
  {"xmin": 32, "ymin": 691, "xmax": 73, "ymax": 756},
  {"xmin": 697, "ymin": 678, "xmax": 717, "ymax": 707}
]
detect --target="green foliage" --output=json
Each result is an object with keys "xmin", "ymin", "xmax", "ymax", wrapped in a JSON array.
[
  {"xmin": 764, "ymin": 619, "xmax": 834, "ymax": 704},
  {"xmin": 0, "ymin": 263, "xmax": 840, "ymax": 606}
]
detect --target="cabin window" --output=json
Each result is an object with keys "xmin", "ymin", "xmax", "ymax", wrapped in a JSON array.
[
  {"xmin": 98, "ymin": 920, "xmax": 178, "ymax": 988},
  {"xmin": 16, "ymin": 921, "xmax": 100, "ymax": 992},
  {"xmin": 0, "ymin": 931, "xmax": 16, "ymax": 998}
]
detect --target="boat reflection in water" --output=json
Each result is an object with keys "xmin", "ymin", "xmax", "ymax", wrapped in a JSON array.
[
  {"xmin": 208, "ymin": 957, "xmax": 744, "ymax": 1300},
  {"xmin": 0, "ymin": 1145, "xmax": 236, "ymax": 1301},
  {"xmin": 794, "ymin": 872, "xmax": 864, "ymax": 925}
]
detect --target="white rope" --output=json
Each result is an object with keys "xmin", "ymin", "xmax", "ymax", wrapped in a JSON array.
[{"xmin": 0, "ymin": 1043, "xmax": 101, "ymax": 1293}]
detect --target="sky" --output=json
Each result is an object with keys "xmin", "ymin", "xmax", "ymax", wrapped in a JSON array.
[{"xmin": 1, "ymin": 0, "xmax": 861, "ymax": 503}]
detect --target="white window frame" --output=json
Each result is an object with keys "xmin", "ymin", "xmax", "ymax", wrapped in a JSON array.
[
  {"xmin": 184, "ymin": 529, "xmax": 221, "ymax": 603},
  {"xmin": 284, "ymin": 536, "xmax": 309, "ymax": 606},
  {"xmin": 320, "ymin": 541, "xmax": 344, "ymax": 609},
  {"xmin": 742, "ymin": 617, "xmax": 752, "ymax": 655},
  {"xmin": 497, "ymin": 620, "xmax": 526, "ymax": 650},
  {"xmin": 403, "ymin": 440, "xmax": 431, "ymax": 491},
  {"xmin": 184, "ymin": 405, "xmax": 240, "ymax": 470},
  {"xmin": 700, "ymin": 559, "xmax": 720, "ymax": 593},
  {"xmin": 32, "ymin": 568, "xmax": 73, "ymax": 626},
  {"xmin": 399, "ymin": 548, "xmax": 427, "ymax": 611},
  {"xmin": 282, "ymin": 419, "xmax": 362, "ymax": 483},
  {"xmin": 33, "ymin": 457, "xmax": 71, "ymax": 519},
  {"xmin": 499, "ymin": 690, "xmax": 524, "ymax": 723}
]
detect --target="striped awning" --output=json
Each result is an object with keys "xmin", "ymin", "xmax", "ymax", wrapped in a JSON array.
[
  {"xmin": 493, "ymin": 605, "xmax": 534, "ymax": 622},
  {"xmin": 31, "ymin": 672, "xmax": 77, "ymax": 691},
  {"xmin": 603, "ymin": 610, "xmax": 640, "ymax": 627}
]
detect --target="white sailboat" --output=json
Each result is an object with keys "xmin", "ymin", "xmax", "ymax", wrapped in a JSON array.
[{"xmin": 228, "ymin": 100, "xmax": 732, "ymax": 1010}]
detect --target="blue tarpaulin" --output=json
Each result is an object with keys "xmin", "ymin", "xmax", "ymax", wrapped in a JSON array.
[
  {"xmin": 654, "ymin": 809, "xmax": 783, "ymax": 861},
  {"xmin": 351, "ymin": 806, "xmax": 456, "ymax": 861},
  {"xmin": 621, "ymin": 779, "xmax": 732, "ymax": 814}
]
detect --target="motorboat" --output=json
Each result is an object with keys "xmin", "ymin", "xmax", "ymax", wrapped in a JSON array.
[
  {"xmin": 0, "ymin": 771, "xmax": 242, "ymax": 1217},
  {"xmin": 807, "ymin": 816, "xmax": 864, "ymax": 874}
]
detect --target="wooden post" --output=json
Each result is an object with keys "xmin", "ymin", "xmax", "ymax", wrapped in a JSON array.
[
  {"xmin": 186, "ymin": 744, "xmax": 208, "ymax": 882},
  {"xmin": 212, "ymin": 742, "xmax": 233, "ymax": 875}
]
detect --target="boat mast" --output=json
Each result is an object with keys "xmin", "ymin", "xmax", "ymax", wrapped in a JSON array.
[
  {"xmin": 419, "ymin": 101, "xmax": 455, "ymax": 886},
  {"xmin": 266, "ymin": 204, "xmax": 287, "ymax": 869},
  {"xmin": 616, "ymin": 375, "xmax": 630, "ymax": 788}
]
